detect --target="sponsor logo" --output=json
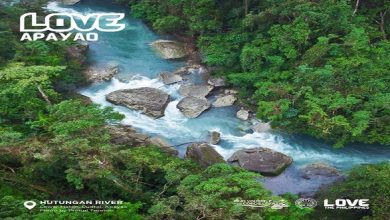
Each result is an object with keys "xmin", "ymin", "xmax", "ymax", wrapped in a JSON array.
[
  {"xmin": 234, "ymin": 199, "xmax": 289, "ymax": 209},
  {"xmin": 324, "ymin": 199, "xmax": 369, "ymax": 210},
  {"xmin": 20, "ymin": 12, "xmax": 125, "ymax": 41},
  {"xmin": 295, "ymin": 198, "xmax": 318, "ymax": 209}
]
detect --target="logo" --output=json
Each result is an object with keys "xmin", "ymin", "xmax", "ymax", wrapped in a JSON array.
[
  {"xmin": 20, "ymin": 12, "xmax": 125, "ymax": 41},
  {"xmin": 24, "ymin": 201, "xmax": 37, "ymax": 210},
  {"xmin": 324, "ymin": 199, "xmax": 369, "ymax": 210},
  {"xmin": 234, "ymin": 199, "xmax": 289, "ymax": 209},
  {"xmin": 295, "ymin": 198, "xmax": 318, "ymax": 209}
]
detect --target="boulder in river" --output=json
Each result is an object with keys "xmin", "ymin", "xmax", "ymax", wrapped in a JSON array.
[
  {"xmin": 236, "ymin": 110, "xmax": 250, "ymax": 121},
  {"xmin": 177, "ymin": 97, "xmax": 211, "ymax": 118},
  {"xmin": 106, "ymin": 87, "xmax": 170, "ymax": 118},
  {"xmin": 209, "ymin": 131, "xmax": 221, "ymax": 145},
  {"xmin": 62, "ymin": 0, "xmax": 81, "ymax": 5},
  {"xmin": 185, "ymin": 143, "xmax": 225, "ymax": 167},
  {"xmin": 207, "ymin": 77, "xmax": 225, "ymax": 87},
  {"xmin": 212, "ymin": 95, "xmax": 237, "ymax": 107},
  {"xmin": 151, "ymin": 40, "xmax": 188, "ymax": 59},
  {"xmin": 300, "ymin": 163, "xmax": 341, "ymax": 179},
  {"xmin": 179, "ymin": 85, "xmax": 214, "ymax": 99},
  {"xmin": 159, "ymin": 72, "xmax": 183, "ymax": 85},
  {"xmin": 227, "ymin": 147, "xmax": 293, "ymax": 176}
]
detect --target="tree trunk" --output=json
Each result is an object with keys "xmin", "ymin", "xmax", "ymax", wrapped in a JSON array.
[
  {"xmin": 352, "ymin": 0, "xmax": 360, "ymax": 15},
  {"xmin": 244, "ymin": 0, "xmax": 248, "ymax": 15},
  {"xmin": 37, "ymin": 86, "xmax": 51, "ymax": 105},
  {"xmin": 379, "ymin": 11, "xmax": 387, "ymax": 40}
]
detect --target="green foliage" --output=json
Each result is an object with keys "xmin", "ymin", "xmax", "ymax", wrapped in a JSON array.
[
  {"xmin": 0, "ymin": 63, "xmax": 65, "ymax": 124},
  {"xmin": 148, "ymin": 163, "xmax": 311, "ymax": 219},
  {"xmin": 314, "ymin": 162, "xmax": 390, "ymax": 220},
  {"xmin": 153, "ymin": 15, "xmax": 185, "ymax": 33},
  {"xmin": 33, "ymin": 202, "xmax": 142, "ymax": 220}
]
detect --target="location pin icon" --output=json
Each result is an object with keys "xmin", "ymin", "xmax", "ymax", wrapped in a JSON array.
[{"xmin": 24, "ymin": 201, "xmax": 37, "ymax": 210}]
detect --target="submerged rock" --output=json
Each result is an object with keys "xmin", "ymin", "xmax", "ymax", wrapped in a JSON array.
[
  {"xmin": 179, "ymin": 85, "xmax": 214, "ymax": 99},
  {"xmin": 151, "ymin": 40, "xmax": 188, "ymax": 59},
  {"xmin": 106, "ymin": 87, "xmax": 170, "ymax": 118},
  {"xmin": 300, "ymin": 163, "xmax": 341, "ymax": 179},
  {"xmin": 236, "ymin": 110, "xmax": 249, "ymax": 121},
  {"xmin": 177, "ymin": 97, "xmax": 211, "ymax": 118},
  {"xmin": 185, "ymin": 143, "xmax": 225, "ymax": 167},
  {"xmin": 209, "ymin": 131, "xmax": 221, "ymax": 145},
  {"xmin": 172, "ymin": 67, "xmax": 191, "ymax": 76},
  {"xmin": 159, "ymin": 72, "xmax": 183, "ymax": 85},
  {"xmin": 212, "ymin": 95, "xmax": 237, "ymax": 107},
  {"xmin": 227, "ymin": 147, "xmax": 293, "ymax": 176}
]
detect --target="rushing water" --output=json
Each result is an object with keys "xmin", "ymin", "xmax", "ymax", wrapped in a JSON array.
[{"xmin": 46, "ymin": 0, "xmax": 390, "ymax": 195}]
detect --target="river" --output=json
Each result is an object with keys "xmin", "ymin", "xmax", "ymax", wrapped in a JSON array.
[{"xmin": 46, "ymin": 0, "xmax": 390, "ymax": 196}]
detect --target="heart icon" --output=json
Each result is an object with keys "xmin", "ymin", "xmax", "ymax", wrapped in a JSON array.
[{"xmin": 24, "ymin": 201, "xmax": 37, "ymax": 210}]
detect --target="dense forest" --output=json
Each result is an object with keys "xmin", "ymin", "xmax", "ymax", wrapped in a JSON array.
[{"xmin": 0, "ymin": 0, "xmax": 389, "ymax": 219}]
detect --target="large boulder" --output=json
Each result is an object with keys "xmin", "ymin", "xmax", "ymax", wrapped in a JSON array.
[
  {"xmin": 185, "ymin": 143, "xmax": 225, "ymax": 167},
  {"xmin": 151, "ymin": 40, "xmax": 188, "ymax": 59},
  {"xmin": 106, "ymin": 87, "xmax": 170, "ymax": 118},
  {"xmin": 300, "ymin": 163, "xmax": 341, "ymax": 179},
  {"xmin": 83, "ymin": 64, "xmax": 119, "ymax": 83},
  {"xmin": 212, "ymin": 95, "xmax": 237, "ymax": 107},
  {"xmin": 179, "ymin": 85, "xmax": 214, "ymax": 99},
  {"xmin": 209, "ymin": 131, "xmax": 221, "ymax": 145},
  {"xmin": 159, "ymin": 72, "xmax": 183, "ymax": 85},
  {"xmin": 227, "ymin": 148, "xmax": 293, "ymax": 176},
  {"xmin": 177, "ymin": 97, "xmax": 211, "ymax": 118},
  {"xmin": 236, "ymin": 110, "xmax": 249, "ymax": 121},
  {"xmin": 62, "ymin": 0, "xmax": 81, "ymax": 5}
]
